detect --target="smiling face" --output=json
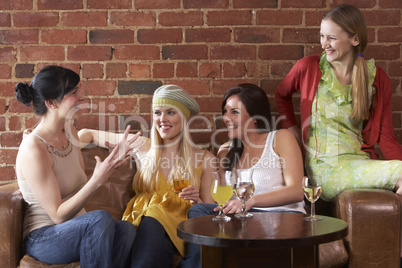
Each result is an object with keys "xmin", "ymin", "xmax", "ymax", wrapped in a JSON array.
[
  {"xmin": 222, "ymin": 95, "xmax": 256, "ymax": 140},
  {"xmin": 57, "ymin": 84, "xmax": 84, "ymax": 120},
  {"xmin": 320, "ymin": 19, "xmax": 359, "ymax": 64},
  {"xmin": 153, "ymin": 106, "xmax": 184, "ymax": 143}
]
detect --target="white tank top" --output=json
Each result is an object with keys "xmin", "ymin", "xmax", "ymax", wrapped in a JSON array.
[
  {"xmin": 248, "ymin": 131, "xmax": 306, "ymax": 213},
  {"xmin": 18, "ymin": 132, "xmax": 87, "ymax": 239}
]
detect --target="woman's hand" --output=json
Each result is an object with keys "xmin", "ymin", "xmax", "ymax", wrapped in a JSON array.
[{"xmin": 179, "ymin": 185, "xmax": 201, "ymax": 204}]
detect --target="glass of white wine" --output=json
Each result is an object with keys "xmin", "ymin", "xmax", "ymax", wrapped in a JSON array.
[
  {"xmin": 234, "ymin": 169, "xmax": 255, "ymax": 219},
  {"xmin": 210, "ymin": 171, "xmax": 235, "ymax": 222},
  {"xmin": 302, "ymin": 176, "xmax": 322, "ymax": 221}
]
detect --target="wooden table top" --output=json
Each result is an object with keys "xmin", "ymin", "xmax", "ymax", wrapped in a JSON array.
[{"xmin": 177, "ymin": 212, "xmax": 348, "ymax": 249}]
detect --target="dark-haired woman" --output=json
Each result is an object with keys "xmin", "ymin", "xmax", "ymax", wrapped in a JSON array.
[
  {"xmin": 15, "ymin": 65, "xmax": 138, "ymax": 267},
  {"xmin": 180, "ymin": 84, "xmax": 306, "ymax": 268}
]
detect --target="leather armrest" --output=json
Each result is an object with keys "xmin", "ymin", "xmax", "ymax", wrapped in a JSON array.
[
  {"xmin": 332, "ymin": 189, "xmax": 400, "ymax": 268},
  {"xmin": 0, "ymin": 182, "xmax": 24, "ymax": 268}
]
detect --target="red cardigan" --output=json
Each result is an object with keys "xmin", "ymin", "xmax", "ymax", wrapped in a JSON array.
[{"xmin": 275, "ymin": 54, "xmax": 402, "ymax": 160}]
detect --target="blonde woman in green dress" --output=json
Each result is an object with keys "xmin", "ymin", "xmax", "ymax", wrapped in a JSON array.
[{"xmin": 275, "ymin": 4, "xmax": 402, "ymax": 201}]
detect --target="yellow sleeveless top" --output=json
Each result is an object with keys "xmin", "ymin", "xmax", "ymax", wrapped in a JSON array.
[{"xmin": 122, "ymin": 150, "xmax": 207, "ymax": 256}]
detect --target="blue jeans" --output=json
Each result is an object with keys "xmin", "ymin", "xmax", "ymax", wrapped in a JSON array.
[
  {"xmin": 130, "ymin": 216, "xmax": 175, "ymax": 268},
  {"xmin": 23, "ymin": 210, "xmax": 136, "ymax": 268},
  {"xmin": 179, "ymin": 203, "xmax": 302, "ymax": 268}
]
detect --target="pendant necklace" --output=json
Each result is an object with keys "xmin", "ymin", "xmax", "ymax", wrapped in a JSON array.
[{"xmin": 41, "ymin": 123, "xmax": 68, "ymax": 150}]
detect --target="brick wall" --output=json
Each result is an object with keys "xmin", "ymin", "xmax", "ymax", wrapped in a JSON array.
[{"xmin": 0, "ymin": 0, "xmax": 401, "ymax": 184}]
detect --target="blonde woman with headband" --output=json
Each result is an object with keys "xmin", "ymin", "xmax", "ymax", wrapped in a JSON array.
[{"xmin": 79, "ymin": 85, "xmax": 216, "ymax": 267}]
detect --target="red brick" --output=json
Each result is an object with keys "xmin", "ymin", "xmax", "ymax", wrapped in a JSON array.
[
  {"xmin": 0, "ymin": 99, "xmax": 6, "ymax": 114},
  {"xmin": 38, "ymin": 0, "xmax": 82, "ymax": 9},
  {"xmin": 0, "ymin": 166, "xmax": 16, "ymax": 182},
  {"xmin": 74, "ymin": 115, "xmax": 119, "ymax": 131},
  {"xmin": 140, "ymin": 98, "xmax": 153, "ymax": 113},
  {"xmin": 283, "ymin": 28, "xmax": 319, "ymax": 43},
  {"xmin": 0, "ymin": 47, "xmax": 16, "ymax": 62},
  {"xmin": 8, "ymin": 99, "xmax": 34, "ymax": 113},
  {"xmin": 21, "ymin": 46, "xmax": 64, "ymax": 61},
  {"xmin": 153, "ymin": 63, "xmax": 174, "ymax": 78},
  {"xmin": 0, "ymin": 0, "xmax": 32, "ymax": 10},
  {"xmin": 68, "ymin": 46, "xmax": 112, "ymax": 61},
  {"xmin": 114, "ymin": 45, "xmax": 160, "ymax": 60},
  {"xmin": 106, "ymin": 63, "xmax": 127, "ymax": 78},
  {"xmin": 42, "ymin": 29, "xmax": 87, "ymax": 44},
  {"xmin": 364, "ymin": 10, "xmax": 400, "ymax": 26},
  {"xmin": 92, "ymin": 98, "xmax": 138, "ymax": 113},
  {"xmin": 1, "ymin": 132, "xmax": 22, "ymax": 147},
  {"xmin": 197, "ymin": 97, "xmax": 224, "ymax": 113},
  {"xmin": 210, "ymin": 45, "xmax": 256, "ymax": 60},
  {"xmin": 223, "ymin": 63, "xmax": 245, "ymax": 78},
  {"xmin": 0, "ymin": 117, "xmax": 5, "ymax": 131},
  {"xmin": 0, "ymin": 12, "xmax": 11, "ymax": 27},
  {"xmin": 135, "ymin": 0, "xmax": 180, "ymax": 9},
  {"xmin": 82, "ymin": 64, "xmax": 104, "ymax": 79},
  {"xmin": 87, "ymin": 0, "xmax": 131, "ymax": 9},
  {"xmin": 306, "ymin": 11, "xmax": 327, "ymax": 27},
  {"xmin": 234, "ymin": 28, "xmax": 280, "ymax": 43},
  {"xmin": 0, "ymin": 65, "xmax": 12, "ymax": 79},
  {"xmin": 184, "ymin": 0, "xmax": 228, "ymax": 8},
  {"xmin": 282, "ymin": 0, "xmax": 325, "ymax": 8},
  {"xmin": 378, "ymin": 27, "xmax": 402, "ymax": 43},
  {"xmin": 271, "ymin": 62, "xmax": 297, "ymax": 79},
  {"xmin": 330, "ymin": 0, "xmax": 376, "ymax": 8},
  {"xmin": 306, "ymin": 45, "xmax": 324, "ymax": 56},
  {"xmin": 26, "ymin": 117, "xmax": 40, "ymax": 129},
  {"xmin": 365, "ymin": 45, "xmax": 399, "ymax": 60},
  {"xmin": 0, "ymin": 149, "xmax": 18, "ymax": 164},
  {"xmin": 212, "ymin": 79, "xmax": 257, "ymax": 94},
  {"xmin": 177, "ymin": 62, "xmax": 197, "ymax": 77},
  {"xmin": 233, "ymin": 0, "xmax": 277, "ymax": 8},
  {"xmin": 128, "ymin": 64, "xmax": 151, "ymax": 78},
  {"xmin": 261, "ymin": 79, "xmax": 282, "ymax": 95},
  {"xmin": 388, "ymin": 61, "xmax": 402, "ymax": 78},
  {"xmin": 392, "ymin": 96, "xmax": 402, "ymax": 111},
  {"xmin": 165, "ymin": 80, "xmax": 210, "ymax": 95},
  {"xmin": 390, "ymin": 78, "xmax": 400, "ymax": 94},
  {"xmin": 159, "ymin": 11, "xmax": 203, "ymax": 26},
  {"xmin": 110, "ymin": 11, "xmax": 156, "ymax": 26},
  {"xmin": 257, "ymin": 11, "xmax": 302, "ymax": 26},
  {"xmin": 14, "ymin": 12, "xmax": 59, "ymax": 27},
  {"xmin": 137, "ymin": 29, "xmax": 182, "ymax": 44},
  {"xmin": 162, "ymin": 45, "xmax": 208, "ymax": 60},
  {"xmin": 186, "ymin": 28, "xmax": 231, "ymax": 43},
  {"xmin": 0, "ymin": 30, "xmax": 38, "ymax": 45},
  {"xmin": 259, "ymin": 45, "xmax": 304, "ymax": 60},
  {"xmin": 393, "ymin": 113, "xmax": 401, "ymax": 128},
  {"xmin": 207, "ymin": 11, "xmax": 252, "ymax": 26},
  {"xmin": 81, "ymin": 80, "xmax": 116, "ymax": 96},
  {"xmin": 199, "ymin": 63, "xmax": 221, "ymax": 78},
  {"xmin": 61, "ymin": 12, "xmax": 108, "ymax": 27},
  {"xmin": 379, "ymin": 0, "xmax": 401, "ymax": 8},
  {"xmin": 0, "ymin": 82, "xmax": 18, "ymax": 97}
]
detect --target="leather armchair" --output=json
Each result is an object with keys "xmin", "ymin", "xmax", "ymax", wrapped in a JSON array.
[{"xmin": 0, "ymin": 146, "xmax": 400, "ymax": 267}]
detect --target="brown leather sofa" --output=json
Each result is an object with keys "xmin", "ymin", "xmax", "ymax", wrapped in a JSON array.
[{"xmin": 0, "ymin": 146, "xmax": 400, "ymax": 267}]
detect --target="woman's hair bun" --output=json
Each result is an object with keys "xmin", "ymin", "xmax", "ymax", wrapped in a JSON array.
[{"xmin": 15, "ymin": 82, "xmax": 33, "ymax": 106}]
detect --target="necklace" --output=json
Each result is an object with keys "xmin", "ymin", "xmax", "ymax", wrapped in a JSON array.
[{"xmin": 41, "ymin": 123, "xmax": 68, "ymax": 150}]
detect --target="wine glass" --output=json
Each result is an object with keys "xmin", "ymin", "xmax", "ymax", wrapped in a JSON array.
[
  {"xmin": 302, "ymin": 176, "xmax": 322, "ymax": 221},
  {"xmin": 210, "ymin": 171, "xmax": 235, "ymax": 222},
  {"xmin": 234, "ymin": 169, "xmax": 255, "ymax": 219}
]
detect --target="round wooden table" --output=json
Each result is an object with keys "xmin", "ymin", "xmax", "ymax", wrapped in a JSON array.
[{"xmin": 177, "ymin": 212, "xmax": 348, "ymax": 268}]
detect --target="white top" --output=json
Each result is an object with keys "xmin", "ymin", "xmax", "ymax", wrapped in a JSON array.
[
  {"xmin": 18, "ymin": 132, "xmax": 87, "ymax": 239},
  {"xmin": 248, "ymin": 131, "xmax": 306, "ymax": 213}
]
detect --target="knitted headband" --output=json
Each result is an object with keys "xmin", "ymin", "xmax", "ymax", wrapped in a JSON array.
[{"xmin": 152, "ymin": 85, "xmax": 200, "ymax": 118}]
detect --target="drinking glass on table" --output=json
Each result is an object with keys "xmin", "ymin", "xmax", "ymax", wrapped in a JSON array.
[
  {"xmin": 173, "ymin": 172, "xmax": 190, "ymax": 193},
  {"xmin": 210, "ymin": 171, "xmax": 235, "ymax": 222},
  {"xmin": 234, "ymin": 169, "xmax": 255, "ymax": 219},
  {"xmin": 302, "ymin": 176, "xmax": 322, "ymax": 221}
]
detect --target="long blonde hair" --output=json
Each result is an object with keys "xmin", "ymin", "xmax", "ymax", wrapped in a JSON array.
[
  {"xmin": 324, "ymin": 4, "xmax": 369, "ymax": 120},
  {"xmin": 133, "ymin": 115, "xmax": 198, "ymax": 193}
]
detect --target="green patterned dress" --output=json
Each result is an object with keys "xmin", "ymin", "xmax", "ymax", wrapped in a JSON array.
[{"xmin": 305, "ymin": 52, "xmax": 402, "ymax": 201}]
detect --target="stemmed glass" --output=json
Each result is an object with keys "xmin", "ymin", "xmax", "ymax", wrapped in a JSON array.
[
  {"xmin": 210, "ymin": 171, "xmax": 235, "ymax": 222},
  {"xmin": 234, "ymin": 169, "xmax": 255, "ymax": 219},
  {"xmin": 302, "ymin": 176, "xmax": 322, "ymax": 221}
]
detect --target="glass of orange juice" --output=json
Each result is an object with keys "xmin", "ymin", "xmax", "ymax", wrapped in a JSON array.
[{"xmin": 173, "ymin": 172, "xmax": 190, "ymax": 193}]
